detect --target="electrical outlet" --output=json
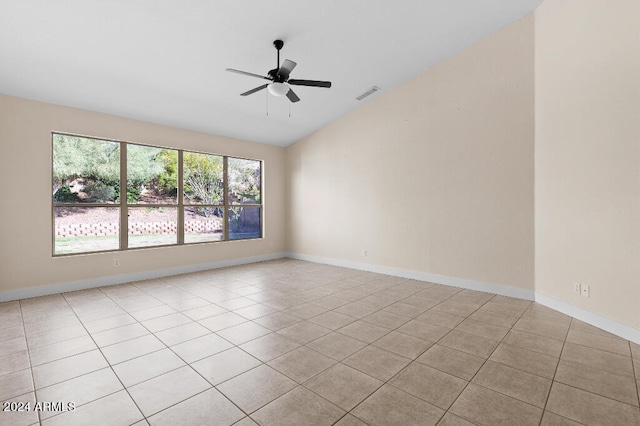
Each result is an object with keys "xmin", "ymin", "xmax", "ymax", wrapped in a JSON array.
[
  {"xmin": 362, "ymin": 249, "xmax": 368, "ymax": 257},
  {"xmin": 114, "ymin": 258, "xmax": 120, "ymax": 267},
  {"xmin": 581, "ymin": 284, "xmax": 590, "ymax": 298},
  {"xmin": 574, "ymin": 283, "xmax": 581, "ymax": 294}
]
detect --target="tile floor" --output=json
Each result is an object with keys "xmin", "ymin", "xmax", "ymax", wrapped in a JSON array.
[{"xmin": 1, "ymin": 259, "xmax": 639, "ymax": 426}]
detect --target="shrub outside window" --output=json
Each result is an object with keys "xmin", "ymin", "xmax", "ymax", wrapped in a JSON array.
[{"xmin": 52, "ymin": 133, "xmax": 262, "ymax": 255}]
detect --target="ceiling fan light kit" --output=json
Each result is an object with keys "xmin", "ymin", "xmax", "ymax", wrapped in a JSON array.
[{"xmin": 226, "ymin": 39, "xmax": 331, "ymax": 104}]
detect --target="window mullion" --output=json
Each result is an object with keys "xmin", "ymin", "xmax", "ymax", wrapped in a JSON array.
[
  {"xmin": 177, "ymin": 150, "xmax": 184, "ymax": 245},
  {"xmin": 223, "ymin": 156, "xmax": 229, "ymax": 241},
  {"xmin": 120, "ymin": 142, "xmax": 128, "ymax": 250}
]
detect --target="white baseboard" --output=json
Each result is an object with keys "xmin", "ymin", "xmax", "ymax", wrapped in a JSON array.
[
  {"xmin": 535, "ymin": 292, "xmax": 640, "ymax": 345},
  {"xmin": 0, "ymin": 252, "xmax": 287, "ymax": 303},
  {"xmin": 285, "ymin": 252, "xmax": 535, "ymax": 301}
]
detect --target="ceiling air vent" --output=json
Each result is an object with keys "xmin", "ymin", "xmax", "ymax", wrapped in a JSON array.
[{"xmin": 356, "ymin": 86, "xmax": 380, "ymax": 101}]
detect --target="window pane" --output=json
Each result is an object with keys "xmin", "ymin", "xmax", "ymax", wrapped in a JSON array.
[
  {"xmin": 184, "ymin": 207, "xmax": 224, "ymax": 244},
  {"xmin": 54, "ymin": 207, "xmax": 119, "ymax": 254},
  {"xmin": 228, "ymin": 207, "xmax": 261, "ymax": 240},
  {"xmin": 183, "ymin": 152, "xmax": 223, "ymax": 205},
  {"xmin": 53, "ymin": 134, "xmax": 120, "ymax": 204},
  {"xmin": 128, "ymin": 207, "xmax": 177, "ymax": 248},
  {"xmin": 228, "ymin": 158, "xmax": 261, "ymax": 204},
  {"xmin": 127, "ymin": 145, "xmax": 177, "ymax": 204}
]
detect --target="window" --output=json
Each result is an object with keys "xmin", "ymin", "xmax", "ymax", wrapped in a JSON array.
[{"xmin": 52, "ymin": 133, "xmax": 262, "ymax": 255}]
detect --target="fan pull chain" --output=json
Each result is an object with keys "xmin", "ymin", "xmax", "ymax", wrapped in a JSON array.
[
  {"xmin": 266, "ymin": 90, "xmax": 269, "ymax": 116},
  {"xmin": 288, "ymin": 100, "xmax": 291, "ymax": 118}
]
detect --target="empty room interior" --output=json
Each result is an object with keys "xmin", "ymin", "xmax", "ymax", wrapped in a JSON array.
[{"xmin": 1, "ymin": 0, "xmax": 639, "ymax": 425}]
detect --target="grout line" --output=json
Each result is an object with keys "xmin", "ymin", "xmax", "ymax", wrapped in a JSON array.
[{"xmin": 17, "ymin": 299, "xmax": 41, "ymax": 426}]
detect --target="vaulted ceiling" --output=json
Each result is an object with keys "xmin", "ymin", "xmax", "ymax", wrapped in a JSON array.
[{"xmin": 0, "ymin": 0, "xmax": 543, "ymax": 146}]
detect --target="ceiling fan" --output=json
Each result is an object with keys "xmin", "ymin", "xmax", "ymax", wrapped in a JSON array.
[{"xmin": 226, "ymin": 40, "xmax": 331, "ymax": 103}]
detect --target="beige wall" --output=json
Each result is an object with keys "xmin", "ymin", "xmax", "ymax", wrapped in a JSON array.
[
  {"xmin": 535, "ymin": 0, "xmax": 640, "ymax": 328},
  {"xmin": 286, "ymin": 15, "xmax": 535, "ymax": 290},
  {"xmin": 0, "ymin": 95, "xmax": 286, "ymax": 293}
]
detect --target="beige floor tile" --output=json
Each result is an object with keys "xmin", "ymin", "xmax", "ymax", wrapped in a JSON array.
[
  {"xmin": 233, "ymin": 303, "xmax": 278, "ymax": 320},
  {"xmin": 432, "ymin": 300, "xmax": 478, "ymax": 317},
  {"xmin": 130, "ymin": 305, "xmax": 178, "ymax": 322},
  {"xmin": 182, "ymin": 304, "xmax": 228, "ymax": 321},
  {"xmin": 276, "ymin": 321, "xmax": 331, "ymax": 345},
  {"xmin": 252, "ymin": 311, "xmax": 301, "ymax": 331},
  {"xmin": 358, "ymin": 295, "xmax": 395, "ymax": 309},
  {"xmin": 148, "ymin": 388, "xmax": 245, "ymax": 426},
  {"xmin": 82, "ymin": 313, "xmax": 137, "ymax": 333},
  {"xmin": 416, "ymin": 344, "xmax": 484, "ymax": 380},
  {"xmin": 112, "ymin": 348, "xmax": 186, "ymax": 387},
  {"xmin": 91, "ymin": 322, "xmax": 149, "ymax": 347},
  {"xmin": 239, "ymin": 332, "xmax": 300, "ymax": 362},
  {"xmin": 502, "ymin": 329, "xmax": 564, "ymax": 358},
  {"xmin": 479, "ymin": 300, "xmax": 528, "ymax": 317},
  {"xmin": 233, "ymin": 417, "xmax": 259, "ymax": 426},
  {"xmin": 191, "ymin": 347, "xmax": 261, "ymax": 385},
  {"xmin": 26, "ymin": 324, "xmax": 88, "ymax": 349},
  {"xmin": 554, "ymin": 359, "xmax": 639, "ymax": 406},
  {"xmin": 455, "ymin": 318, "xmax": 510, "ymax": 341},
  {"xmin": 42, "ymin": 390, "xmax": 143, "ymax": 426},
  {"xmin": 338, "ymin": 320, "xmax": 390, "ymax": 343},
  {"xmin": 362, "ymin": 310, "xmax": 410, "ymax": 329},
  {"xmin": 170, "ymin": 333, "xmax": 233, "ymax": 363},
  {"xmin": 352, "ymin": 385, "xmax": 444, "ymax": 426},
  {"xmin": 467, "ymin": 309, "xmax": 518, "ymax": 328},
  {"xmin": 561, "ymin": 342, "xmax": 634, "ymax": 378},
  {"xmin": 372, "ymin": 330, "xmax": 432, "ymax": 359},
  {"xmin": 570, "ymin": 319, "xmax": 626, "ymax": 341},
  {"xmin": 343, "ymin": 345, "xmax": 411, "ymax": 381},
  {"xmin": 154, "ymin": 321, "xmax": 211, "ymax": 346},
  {"xmin": 520, "ymin": 305, "xmax": 572, "ymax": 325},
  {"xmin": 0, "ymin": 350, "xmax": 30, "ymax": 376},
  {"xmin": 308, "ymin": 311, "xmax": 356, "ymax": 330},
  {"xmin": 304, "ymin": 363, "xmax": 382, "ymax": 411},
  {"xmin": 164, "ymin": 297, "xmax": 210, "ymax": 312},
  {"xmin": 414, "ymin": 309, "xmax": 465, "ymax": 329},
  {"xmin": 311, "ymin": 296, "xmax": 351, "ymax": 310},
  {"xmin": 216, "ymin": 296, "xmax": 257, "ymax": 310},
  {"xmin": 36, "ymin": 367, "xmax": 123, "ymax": 419},
  {"xmin": 141, "ymin": 313, "xmax": 192, "ymax": 333},
  {"xmin": 268, "ymin": 346, "xmax": 336, "ymax": 383},
  {"xmin": 390, "ymin": 362, "xmax": 467, "ymax": 410},
  {"xmin": 101, "ymin": 334, "xmax": 165, "ymax": 365},
  {"xmin": 0, "ymin": 368, "xmax": 33, "ymax": 401},
  {"xmin": 438, "ymin": 329, "xmax": 498, "ymax": 358},
  {"xmin": 128, "ymin": 366, "xmax": 211, "ymax": 417},
  {"xmin": 30, "ymin": 335, "xmax": 98, "ymax": 368},
  {"xmin": 539, "ymin": 411, "xmax": 583, "ymax": 426},
  {"xmin": 251, "ymin": 386, "xmax": 345, "ymax": 426},
  {"xmin": 401, "ymin": 295, "xmax": 439, "ymax": 310},
  {"xmin": 513, "ymin": 318, "xmax": 569, "ymax": 341},
  {"xmin": 284, "ymin": 303, "xmax": 328, "ymax": 319},
  {"xmin": 199, "ymin": 312, "xmax": 248, "ymax": 332},
  {"xmin": 0, "ymin": 392, "xmax": 38, "ymax": 426},
  {"xmin": 382, "ymin": 302, "xmax": 427, "ymax": 318},
  {"xmin": 33, "ymin": 349, "xmax": 108, "ymax": 389},
  {"xmin": 436, "ymin": 413, "xmax": 477, "ymax": 426},
  {"xmin": 450, "ymin": 383, "xmax": 542, "ymax": 426},
  {"xmin": 334, "ymin": 413, "xmax": 369, "ymax": 426},
  {"xmin": 333, "ymin": 302, "xmax": 379, "ymax": 319},
  {"xmin": 217, "ymin": 364, "xmax": 296, "ymax": 413},
  {"xmin": 489, "ymin": 343, "xmax": 558, "ymax": 379},
  {"xmin": 23, "ymin": 314, "xmax": 80, "ymax": 335},
  {"xmin": 0, "ymin": 325, "xmax": 25, "ymax": 344},
  {"xmin": 546, "ymin": 382, "xmax": 640, "ymax": 426},
  {"xmin": 396, "ymin": 320, "xmax": 450, "ymax": 341},
  {"xmin": 631, "ymin": 342, "xmax": 640, "ymax": 360},
  {"xmin": 0, "ymin": 336, "xmax": 27, "ymax": 357},
  {"xmin": 566, "ymin": 329, "xmax": 631, "ymax": 357},
  {"xmin": 472, "ymin": 360, "xmax": 552, "ymax": 408},
  {"xmin": 215, "ymin": 321, "xmax": 271, "ymax": 345},
  {"xmin": 306, "ymin": 332, "xmax": 367, "ymax": 360}
]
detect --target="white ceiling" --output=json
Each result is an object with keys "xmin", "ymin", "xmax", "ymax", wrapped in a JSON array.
[{"xmin": 0, "ymin": 0, "xmax": 542, "ymax": 147}]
